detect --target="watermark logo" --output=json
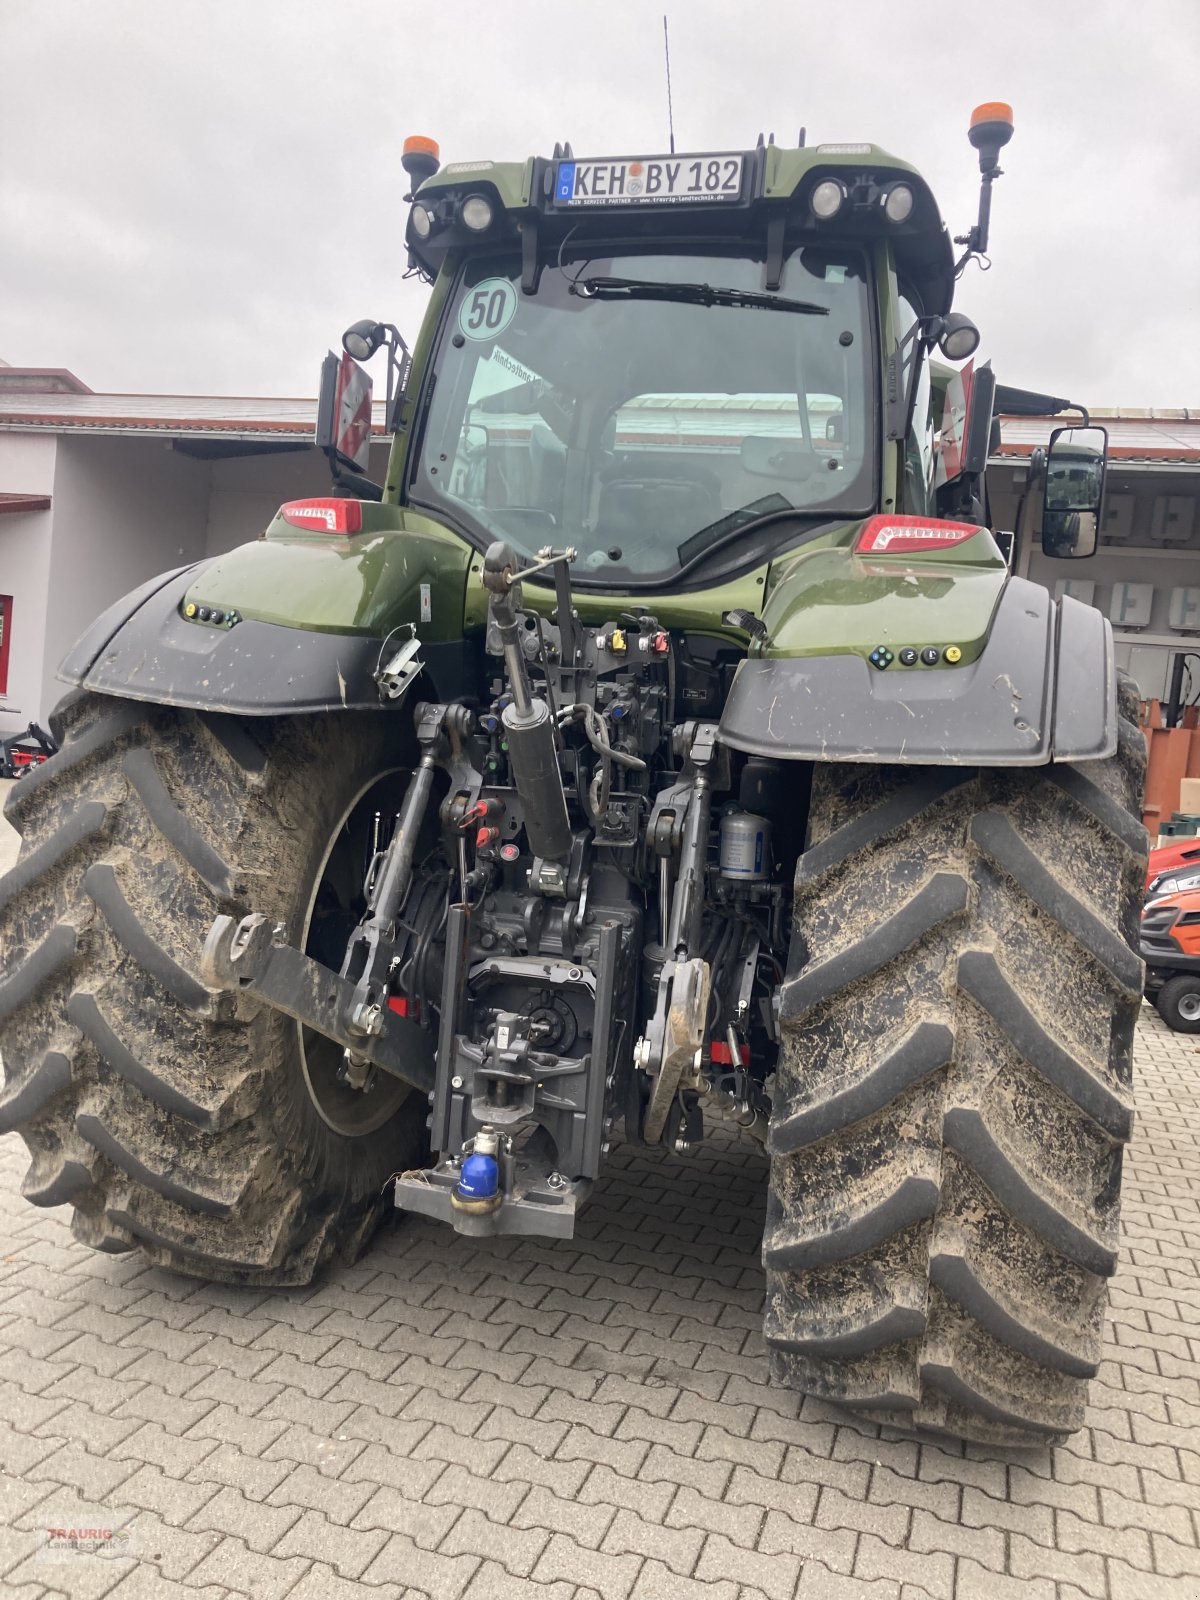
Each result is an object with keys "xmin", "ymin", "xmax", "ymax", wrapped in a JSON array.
[{"xmin": 38, "ymin": 1505, "xmax": 138, "ymax": 1562}]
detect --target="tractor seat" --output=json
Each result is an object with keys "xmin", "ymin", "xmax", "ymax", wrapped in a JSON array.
[{"xmin": 594, "ymin": 474, "xmax": 722, "ymax": 548}]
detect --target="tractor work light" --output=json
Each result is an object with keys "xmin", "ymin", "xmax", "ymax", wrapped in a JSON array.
[
  {"xmin": 342, "ymin": 320, "xmax": 385, "ymax": 361},
  {"xmin": 460, "ymin": 194, "xmax": 495, "ymax": 231},
  {"xmin": 279, "ymin": 499, "xmax": 363, "ymax": 536},
  {"xmin": 884, "ymin": 183, "xmax": 914, "ymax": 223},
  {"xmin": 938, "ymin": 312, "xmax": 981, "ymax": 362},
  {"xmin": 855, "ymin": 515, "xmax": 982, "ymax": 555},
  {"xmin": 410, "ymin": 203, "xmax": 434, "ymax": 239},
  {"xmin": 810, "ymin": 179, "xmax": 845, "ymax": 220}
]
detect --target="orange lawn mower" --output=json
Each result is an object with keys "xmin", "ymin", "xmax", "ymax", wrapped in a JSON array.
[{"xmin": 1142, "ymin": 872, "xmax": 1200, "ymax": 1031}]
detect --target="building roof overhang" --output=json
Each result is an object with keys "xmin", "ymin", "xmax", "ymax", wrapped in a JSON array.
[{"xmin": 0, "ymin": 492, "xmax": 51, "ymax": 515}]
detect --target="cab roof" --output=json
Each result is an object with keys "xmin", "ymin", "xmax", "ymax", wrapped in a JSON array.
[{"xmin": 407, "ymin": 142, "xmax": 956, "ymax": 316}]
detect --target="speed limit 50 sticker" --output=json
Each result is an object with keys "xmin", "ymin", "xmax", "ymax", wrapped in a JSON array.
[{"xmin": 458, "ymin": 278, "xmax": 518, "ymax": 341}]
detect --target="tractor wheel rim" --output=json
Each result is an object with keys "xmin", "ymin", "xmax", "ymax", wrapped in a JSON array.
[{"xmin": 1178, "ymin": 992, "xmax": 1200, "ymax": 1022}]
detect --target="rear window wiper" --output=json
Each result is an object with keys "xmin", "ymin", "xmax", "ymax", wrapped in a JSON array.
[
  {"xmin": 570, "ymin": 276, "xmax": 829, "ymax": 315},
  {"xmin": 677, "ymin": 503, "xmax": 831, "ymax": 572}
]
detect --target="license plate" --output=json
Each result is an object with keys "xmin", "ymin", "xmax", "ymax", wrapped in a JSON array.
[{"xmin": 554, "ymin": 153, "xmax": 744, "ymax": 207}]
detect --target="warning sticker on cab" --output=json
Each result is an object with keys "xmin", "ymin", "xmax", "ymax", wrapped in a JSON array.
[{"xmin": 554, "ymin": 154, "xmax": 744, "ymax": 206}]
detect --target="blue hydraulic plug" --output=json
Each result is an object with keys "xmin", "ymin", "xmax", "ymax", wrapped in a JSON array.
[
  {"xmin": 451, "ymin": 1126, "xmax": 503, "ymax": 1213},
  {"xmin": 457, "ymin": 1152, "xmax": 499, "ymax": 1201}
]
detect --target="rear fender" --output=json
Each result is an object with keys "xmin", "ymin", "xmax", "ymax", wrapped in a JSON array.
[
  {"xmin": 59, "ymin": 507, "xmax": 475, "ymax": 715},
  {"xmin": 720, "ymin": 569, "xmax": 1115, "ymax": 766}
]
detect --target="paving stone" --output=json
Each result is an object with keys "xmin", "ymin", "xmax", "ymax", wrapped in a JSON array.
[
  {"xmin": 362, "ymin": 1530, "xmax": 480, "ymax": 1597},
  {"xmin": 553, "ymin": 1423, "xmax": 649, "ymax": 1477},
  {"xmin": 602, "ymin": 1505, "xmax": 704, "ymax": 1575},
  {"xmin": 512, "ymin": 1484, "xmax": 617, "ymax": 1549},
  {"xmin": 273, "ymin": 1506, "xmax": 389, "ymax": 1578},
  {"xmin": 350, "ymin": 1485, "xmax": 460, "ymax": 1547},
  {"xmin": 1009, "ymin": 1530, "xmax": 1107, "ymax": 1594},
  {"xmin": 285, "ymin": 1564, "xmax": 404, "ymax": 1600},
  {"xmin": 462, "ymin": 1560, "xmax": 590, "ymax": 1600},
  {"xmin": 853, "ymin": 1531, "xmax": 955, "ymax": 1599},
  {"xmin": 260, "ymin": 1421, "xmax": 370, "ymax": 1476},
  {"xmin": 183, "ymin": 1535, "xmax": 311, "ymax": 1600},
  {"xmin": 413, "ymin": 1423, "xmax": 510, "ymax": 1474},
  {"xmin": 26, "ymin": 1442, "xmax": 140, "ymax": 1501},
  {"xmin": 631, "ymin": 1561, "xmax": 740, "ymax": 1600},
  {"xmin": 332, "ymin": 1439, "xmax": 441, "ymax": 1501},
  {"xmin": 581, "ymin": 1461, "xmax": 676, "ymax": 1522},
  {"xmin": 186, "ymin": 1483, "xmax": 302, "ymax": 1553},
  {"xmin": 955, "ymin": 1560, "xmax": 1056, "ymax": 1599},
  {"xmin": 423, "ymin": 1461, "xmax": 529, "ymax": 1521},
  {"xmin": 99, "ymin": 1569, "xmax": 243, "ymax": 1600},
  {"xmin": 117, "ymin": 1463, "xmax": 220, "ymax": 1525},
  {"xmin": 757, "ymin": 1507, "xmax": 857, "ymax": 1574},
  {"xmin": 440, "ymin": 1506, "xmax": 550, "ymax": 1576},
  {"xmin": 489, "ymin": 1441, "xmax": 591, "ymax": 1497},
  {"xmin": 907, "ymin": 1505, "xmax": 1005, "ymax": 1567},
  {"xmin": 3, "ymin": 1004, "xmax": 1200, "ymax": 1600},
  {"xmin": 696, "ymin": 1423, "xmax": 784, "ymax": 1477},
  {"xmin": 696, "ymin": 1528, "xmax": 802, "ymax": 1600},
  {"xmin": 532, "ymin": 1532, "xmax": 643, "ymax": 1599}
]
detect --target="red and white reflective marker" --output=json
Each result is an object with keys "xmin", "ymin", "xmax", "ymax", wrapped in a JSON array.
[
  {"xmin": 334, "ymin": 352, "xmax": 373, "ymax": 469},
  {"xmin": 854, "ymin": 515, "xmax": 982, "ymax": 555}
]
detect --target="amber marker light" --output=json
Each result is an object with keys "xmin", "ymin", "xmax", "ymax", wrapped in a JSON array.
[
  {"xmin": 968, "ymin": 102, "xmax": 1014, "ymax": 166},
  {"xmin": 403, "ymin": 135, "xmax": 441, "ymax": 162},
  {"xmin": 402, "ymin": 135, "xmax": 441, "ymax": 193}
]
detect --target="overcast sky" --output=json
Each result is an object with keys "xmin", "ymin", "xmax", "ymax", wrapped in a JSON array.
[{"xmin": 1, "ymin": 0, "xmax": 1197, "ymax": 407}]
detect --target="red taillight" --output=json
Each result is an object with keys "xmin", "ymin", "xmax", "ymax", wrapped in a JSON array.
[
  {"xmin": 855, "ymin": 515, "xmax": 982, "ymax": 555},
  {"xmin": 279, "ymin": 498, "xmax": 362, "ymax": 535}
]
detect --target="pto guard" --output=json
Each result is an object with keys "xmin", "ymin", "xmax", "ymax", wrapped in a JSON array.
[{"xmin": 718, "ymin": 579, "xmax": 1116, "ymax": 765}]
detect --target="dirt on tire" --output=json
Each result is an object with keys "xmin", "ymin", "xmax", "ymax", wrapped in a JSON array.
[
  {"xmin": 765, "ymin": 674, "xmax": 1147, "ymax": 1444},
  {"xmin": 0, "ymin": 690, "xmax": 427, "ymax": 1284}
]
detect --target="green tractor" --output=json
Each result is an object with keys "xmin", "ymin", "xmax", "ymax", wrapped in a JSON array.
[{"xmin": 0, "ymin": 104, "xmax": 1145, "ymax": 1445}]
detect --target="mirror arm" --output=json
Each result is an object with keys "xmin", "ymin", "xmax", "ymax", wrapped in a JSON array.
[
  {"xmin": 331, "ymin": 465, "xmax": 383, "ymax": 503},
  {"xmin": 886, "ymin": 318, "xmax": 940, "ymax": 442}
]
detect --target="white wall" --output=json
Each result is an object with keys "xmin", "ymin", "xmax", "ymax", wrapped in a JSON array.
[
  {"xmin": 0, "ymin": 434, "xmax": 58, "ymax": 735},
  {"xmin": 206, "ymin": 441, "xmax": 393, "ymax": 555},
  {"xmin": 41, "ymin": 436, "xmax": 211, "ymax": 722}
]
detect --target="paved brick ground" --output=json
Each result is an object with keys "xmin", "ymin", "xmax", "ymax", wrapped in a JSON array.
[{"xmin": 2, "ymin": 785, "xmax": 1200, "ymax": 1597}]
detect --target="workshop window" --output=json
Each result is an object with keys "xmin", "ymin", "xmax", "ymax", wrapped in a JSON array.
[{"xmin": 0, "ymin": 595, "xmax": 11, "ymax": 695}]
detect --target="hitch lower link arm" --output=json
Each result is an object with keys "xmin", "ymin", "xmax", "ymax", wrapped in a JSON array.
[
  {"xmin": 199, "ymin": 700, "xmax": 475, "ymax": 1099},
  {"xmin": 637, "ymin": 722, "xmax": 718, "ymax": 1145},
  {"xmin": 199, "ymin": 911, "xmax": 436, "ymax": 1095}
]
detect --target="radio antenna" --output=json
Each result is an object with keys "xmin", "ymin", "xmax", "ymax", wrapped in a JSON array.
[{"xmin": 663, "ymin": 15, "xmax": 676, "ymax": 154}]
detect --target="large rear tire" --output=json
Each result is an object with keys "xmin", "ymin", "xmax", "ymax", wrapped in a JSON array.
[
  {"xmin": 765, "ymin": 677, "xmax": 1147, "ymax": 1444},
  {"xmin": 0, "ymin": 691, "xmax": 427, "ymax": 1285}
]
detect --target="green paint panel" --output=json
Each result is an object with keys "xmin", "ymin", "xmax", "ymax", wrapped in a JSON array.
[
  {"xmin": 762, "ymin": 526, "xmax": 1007, "ymax": 664},
  {"xmin": 186, "ymin": 507, "xmax": 471, "ymax": 640}
]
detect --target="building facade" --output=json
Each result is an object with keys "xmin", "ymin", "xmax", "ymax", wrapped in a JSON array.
[{"xmin": 1, "ymin": 368, "xmax": 1197, "ymax": 743}]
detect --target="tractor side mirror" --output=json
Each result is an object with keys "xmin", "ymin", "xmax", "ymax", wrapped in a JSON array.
[{"xmin": 1039, "ymin": 424, "xmax": 1108, "ymax": 559}]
